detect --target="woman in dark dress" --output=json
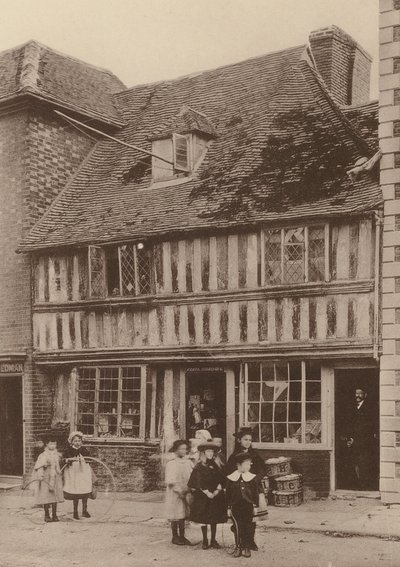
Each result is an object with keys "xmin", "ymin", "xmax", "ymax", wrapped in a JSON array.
[
  {"xmin": 225, "ymin": 427, "xmax": 268, "ymax": 551},
  {"xmin": 188, "ymin": 439, "xmax": 227, "ymax": 550}
]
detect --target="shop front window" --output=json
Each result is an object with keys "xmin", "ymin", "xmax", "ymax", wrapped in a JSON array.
[
  {"xmin": 246, "ymin": 361, "xmax": 322, "ymax": 445},
  {"xmin": 76, "ymin": 366, "xmax": 146, "ymax": 438}
]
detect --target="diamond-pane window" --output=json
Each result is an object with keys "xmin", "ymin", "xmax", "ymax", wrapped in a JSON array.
[
  {"xmin": 119, "ymin": 244, "xmax": 137, "ymax": 296},
  {"xmin": 283, "ymin": 228, "xmax": 305, "ymax": 284},
  {"xmin": 264, "ymin": 229, "xmax": 282, "ymax": 284},
  {"xmin": 263, "ymin": 225, "xmax": 328, "ymax": 286},
  {"xmin": 136, "ymin": 247, "xmax": 153, "ymax": 295},
  {"xmin": 88, "ymin": 246, "xmax": 107, "ymax": 298},
  {"xmin": 308, "ymin": 226, "xmax": 325, "ymax": 282}
]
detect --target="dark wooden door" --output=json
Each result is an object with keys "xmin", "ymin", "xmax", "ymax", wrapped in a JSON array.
[
  {"xmin": 0, "ymin": 377, "xmax": 23, "ymax": 475},
  {"xmin": 334, "ymin": 369, "xmax": 379, "ymax": 491}
]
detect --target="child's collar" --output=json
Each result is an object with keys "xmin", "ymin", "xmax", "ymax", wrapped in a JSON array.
[{"xmin": 227, "ymin": 471, "xmax": 256, "ymax": 482}]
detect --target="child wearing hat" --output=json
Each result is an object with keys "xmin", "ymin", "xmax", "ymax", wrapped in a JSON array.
[
  {"xmin": 225, "ymin": 426, "xmax": 268, "ymax": 550},
  {"xmin": 63, "ymin": 431, "xmax": 93, "ymax": 520},
  {"xmin": 165, "ymin": 439, "xmax": 193, "ymax": 546},
  {"xmin": 187, "ymin": 439, "xmax": 227, "ymax": 550},
  {"xmin": 33, "ymin": 433, "xmax": 64, "ymax": 522},
  {"xmin": 226, "ymin": 452, "xmax": 260, "ymax": 558}
]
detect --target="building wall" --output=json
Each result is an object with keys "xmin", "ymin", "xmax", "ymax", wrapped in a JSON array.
[
  {"xmin": 0, "ymin": 101, "xmax": 95, "ymax": 475},
  {"xmin": 0, "ymin": 110, "xmax": 31, "ymax": 352},
  {"xmin": 32, "ymin": 219, "xmax": 377, "ymax": 356},
  {"xmin": 379, "ymin": 0, "xmax": 400, "ymax": 503}
]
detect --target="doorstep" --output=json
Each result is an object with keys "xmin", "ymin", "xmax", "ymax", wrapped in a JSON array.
[
  {"xmin": 332, "ymin": 490, "xmax": 380, "ymax": 500},
  {"xmin": 0, "ymin": 475, "xmax": 22, "ymax": 492}
]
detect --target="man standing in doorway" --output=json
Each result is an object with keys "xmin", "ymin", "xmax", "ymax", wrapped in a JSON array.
[{"xmin": 346, "ymin": 388, "xmax": 377, "ymax": 491}]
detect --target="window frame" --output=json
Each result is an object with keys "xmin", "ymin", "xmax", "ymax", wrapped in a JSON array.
[
  {"xmin": 172, "ymin": 133, "xmax": 192, "ymax": 173},
  {"xmin": 260, "ymin": 223, "xmax": 330, "ymax": 287},
  {"xmin": 75, "ymin": 365, "xmax": 147, "ymax": 440},
  {"xmin": 88, "ymin": 243, "xmax": 154, "ymax": 298},
  {"xmin": 243, "ymin": 361, "xmax": 328, "ymax": 450}
]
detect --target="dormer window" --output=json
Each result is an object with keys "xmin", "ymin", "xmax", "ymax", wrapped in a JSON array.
[
  {"xmin": 150, "ymin": 106, "xmax": 216, "ymax": 185},
  {"xmin": 173, "ymin": 133, "xmax": 191, "ymax": 172}
]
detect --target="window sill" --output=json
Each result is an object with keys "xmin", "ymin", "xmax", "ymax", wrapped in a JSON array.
[
  {"xmin": 83, "ymin": 437, "xmax": 159, "ymax": 446},
  {"xmin": 147, "ymin": 175, "xmax": 193, "ymax": 190},
  {"xmin": 252, "ymin": 443, "xmax": 331, "ymax": 452}
]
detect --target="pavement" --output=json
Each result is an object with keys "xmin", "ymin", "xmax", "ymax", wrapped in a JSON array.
[{"xmin": 2, "ymin": 488, "xmax": 400, "ymax": 540}]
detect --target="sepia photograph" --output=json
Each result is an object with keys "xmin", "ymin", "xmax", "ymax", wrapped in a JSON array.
[{"xmin": 0, "ymin": 0, "xmax": 398, "ymax": 565}]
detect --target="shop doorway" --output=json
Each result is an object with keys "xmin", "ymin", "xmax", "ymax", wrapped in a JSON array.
[
  {"xmin": 186, "ymin": 370, "xmax": 226, "ymax": 451},
  {"xmin": 0, "ymin": 376, "xmax": 23, "ymax": 476},
  {"xmin": 334, "ymin": 369, "xmax": 379, "ymax": 491}
]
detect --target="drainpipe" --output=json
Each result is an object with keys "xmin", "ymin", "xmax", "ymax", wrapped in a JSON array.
[{"xmin": 373, "ymin": 212, "xmax": 382, "ymax": 361}]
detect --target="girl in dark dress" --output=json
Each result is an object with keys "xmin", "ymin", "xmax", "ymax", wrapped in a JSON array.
[
  {"xmin": 188, "ymin": 439, "xmax": 227, "ymax": 550},
  {"xmin": 225, "ymin": 427, "xmax": 268, "ymax": 551}
]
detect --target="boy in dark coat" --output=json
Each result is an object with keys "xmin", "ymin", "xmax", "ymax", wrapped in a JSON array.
[
  {"xmin": 225, "ymin": 427, "xmax": 267, "ymax": 550},
  {"xmin": 226, "ymin": 452, "xmax": 260, "ymax": 559}
]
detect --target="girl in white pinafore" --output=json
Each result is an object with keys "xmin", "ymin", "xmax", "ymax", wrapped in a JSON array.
[{"xmin": 63, "ymin": 431, "xmax": 93, "ymax": 519}]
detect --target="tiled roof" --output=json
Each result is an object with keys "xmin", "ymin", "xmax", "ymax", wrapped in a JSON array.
[
  {"xmin": 149, "ymin": 105, "xmax": 217, "ymax": 140},
  {"xmin": 341, "ymin": 100, "xmax": 379, "ymax": 152},
  {"xmin": 19, "ymin": 44, "xmax": 381, "ymax": 252},
  {"xmin": 0, "ymin": 40, "xmax": 125, "ymax": 125}
]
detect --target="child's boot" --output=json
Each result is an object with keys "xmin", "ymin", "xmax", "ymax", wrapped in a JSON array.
[
  {"xmin": 209, "ymin": 524, "xmax": 221, "ymax": 549},
  {"xmin": 52, "ymin": 503, "xmax": 59, "ymax": 522},
  {"xmin": 73, "ymin": 499, "xmax": 80, "ymax": 520},
  {"xmin": 201, "ymin": 525, "xmax": 209, "ymax": 549},
  {"xmin": 178, "ymin": 519, "xmax": 191, "ymax": 545},
  {"xmin": 249, "ymin": 522, "xmax": 258, "ymax": 551},
  {"xmin": 44, "ymin": 504, "xmax": 51, "ymax": 523},
  {"xmin": 171, "ymin": 521, "xmax": 183, "ymax": 545},
  {"xmin": 233, "ymin": 546, "xmax": 242, "ymax": 558},
  {"xmin": 82, "ymin": 498, "xmax": 91, "ymax": 518},
  {"xmin": 242, "ymin": 548, "xmax": 251, "ymax": 558}
]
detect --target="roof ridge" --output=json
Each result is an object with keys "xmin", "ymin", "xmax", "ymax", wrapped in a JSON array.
[
  {"xmin": 119, "ymin": 43, "xmax": 306, "ymax": 94},
  {"xmin": 0, "ymin": 39, "xmax": 125, "ymax": 87},
  {"xmin": 19, "ymin": 41, "xmax": 41, "ymax": 92}
]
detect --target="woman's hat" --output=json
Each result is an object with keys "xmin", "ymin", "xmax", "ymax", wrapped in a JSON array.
[
  {"xmin": 233, "ymin": 427, "xmax": 254, "ymax": 439},
  {"xmin": 68, "ymin": 430, "xmax": 84, "ymax": 444},
  {"xmin": 235, "ymin": 452, "xmax": 253, "ymax": 464},
  {"xmin": 197, "ymin": 439, "xmax": 221, "ymax": 452}
]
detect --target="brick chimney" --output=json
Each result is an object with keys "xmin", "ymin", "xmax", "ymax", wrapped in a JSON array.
[{"xmin": 309, "ymin": 25, "xmax": 372, "ymax": 106}]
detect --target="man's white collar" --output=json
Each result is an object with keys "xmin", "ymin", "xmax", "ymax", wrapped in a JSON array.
[{"xmin": 227, "ymin": 471, "xmax": 256, "ymax": 482}]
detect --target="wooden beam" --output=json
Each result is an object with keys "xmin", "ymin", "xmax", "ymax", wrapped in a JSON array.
[
  {"xmin": 228, "ymin": 234, "xmax": 239, "ymax": 290},
  {"xmin": 162, "ymin": 242, "xmax": 172, "ymax": 293},
  {"xmin": 193, "ymin": 238, "xmax": 202, "ymax": 293},
  {"xmin": 226, "ymin": 369, "xmax": 236, "ymax": 457},
  {"xmin": 246, "ymin": 233, "xmax": 258, "ymax": 288},
  {"xmin": 336, "ymin": 225, "xmax": 350, "ymax": 280},
  {"xmin": 177, "ymin": 240, "xmax": 187, "ymax": 292}
]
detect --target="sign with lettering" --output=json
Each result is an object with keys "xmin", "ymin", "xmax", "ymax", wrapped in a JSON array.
[
  {"xmin": 186, "ymin": 367, "xmax": 224, "ymax": 373},
  {"xmin": 0, "ymin": 363, "xmax": 24, "ymax": 374}
]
